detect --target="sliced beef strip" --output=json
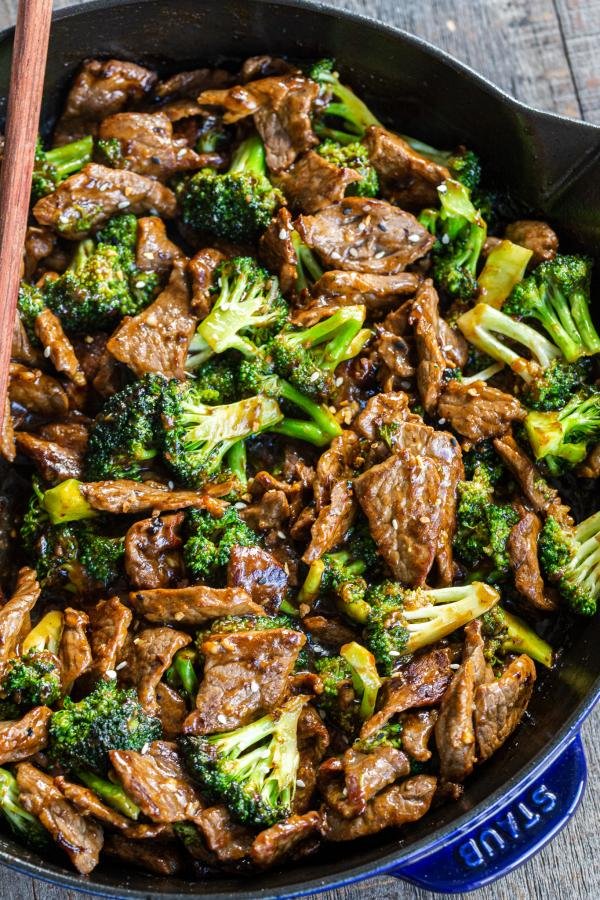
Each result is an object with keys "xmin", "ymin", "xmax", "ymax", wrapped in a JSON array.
[
  {"xmin": 136, "ymin": 216, "xmax": 185, "ymax": 276},
  {"xmin": 33, "ymin": 164, "xmax": 177, "ymax": 240},
  {"xmin": 0, "ymin": 399, "xmax": 15, "ymax": 463},
  {"xmin": 296, "ymin": 198, "xmax": 434, "ymax": 274},
  {"xmin": 409, "ymin": 279, "xmax": 454, "ymax": 414},
  {"xmin": 80, "ymin": 479, "xmax": 228, "ymax": 516},
  {"xmin": 251, "ymin": 811, "xmax": 322, "ymax": 867},
  {"xmin": 121, "ymin": 626, "xmax": 191, "ymax": 714},
  {"xmin": 313, "ymin": 270, "xmax": 420, "ymax": 311},
  {"xmin": 302, "ymin": 615, "xmax": 357, "ymax": 650},
  {"xmin": 303, "ymin": 479, "xmax": 356, "ymax": 564},
  {"xmin": 313, "ymin": 431, "xmax": 360, "ymax": 512},
  {"xmin": 293, "ymin": 704, "xmax": 330, "ymax": 815},
  {"xmin": 438, "ymin": 318, "xmax": 469, "ymax": 368},
  {"xmin": 17, "ymin": 762, "xmax": 103, "ymax": 875},
  {"xmin": 364, "ymin": 126, "xmax": 450, "ymax": 209},
  {"xmin": 38, "ymin": 419, "xmax": 90, "ymax": 455},
  {"xmin": 240, "ymin": 489, "xmax": 291, "ymax": 532},
  {"xmin": 493, "ymin": 432, "xmax": 573, "ymax": 526},
  {"xmin": 156, "ymin": 682, "xmax": 187, "ymax": 739},
  {"xmin": 111, "ymin": 741, "xmax": 203, "ymax": 824},
  {"xmin": 131, "ymin": 584, "xmax": 263, "ymax": 626},
  {"xmin": 360, "ymin": 647, "xmax": 454, "ymax": 740},
  {"xmin": 0, "ymin": 706, "xmax": 52, "ymax": 764},
  {"xmin": 98, "ymin": 112, "xmax": 202, "ymax": 180},
  {"xmin": 12, "ymin": 317, "xmax": 43, "ymax": 367},
  {"xmin": 321, "ymin": 774, "xmax": 437, "ymax": 841},
  {"xmin": 125, "ymin": 513, "xmax": 185, "ymax": 590},
  {"xmin": 400, "ymin": 709, "xmax": 438, "ymax": 762},
  {"xmin": 438, "ymin": 379, "xmax": 526, "ymax": 443},
  {"xmin": 33, "ymin": 309, "xmax": 86, "ymax": 386},
  {"xmin": 9, "ymin": 363, "xmax": 69, "ymax": 418},
  {"xmin": 183, "ymin": 628, "xmax": 305, "ymax": 734},
  {"xmin": 155, "ymin": 67, "xmax": 233, "ymax": 100},
  {"xmin": 353, "ymin": 390, "xmax": 414, "ymax": 452},
  {"xmin": 103, "ymin": 833, "xmax": 185, "ymax": 875},
  {"xmin": 474, "ymin": 655, "xmax": 537, "ymax": 761},
  {"xmin": 53, "ymin": 58, "xmax": 157, "ymax": 145},
  {"xmin": 227, "ymin": 545, "xmax": 289, "ymax": 607},
  {"xmin": 194, "ymin": 804, "xmax": 254, "ymax": 863},
  {"xmin": 188, "ymin": 247, "xmax": 224, "ymax": 317},
  {"xmin": 107, "ymin": 261, "xmax": 196, "ymax": 380},
  {"xmin": 320, "ymin": 746, "xmax": 411, "ymax": 819},
  {"xmin": 23, "ymin": 225, "xmax": 57, "ymax": 280},
  {"xmin": 59, "ymin": 608, "xmax": 92, "ymax": 693},
  {"xmin": 354, "ymin": 449, "xmax": 442, "ymax": 585},
  {"xmin": 241, "ymin": 56, "xmax": 299, "ymax": 82},
  {"xmin": 55, "ymin": 777, "xmax": 132, "ymax": 830},
  {"xmin": 87, "ymin": 596, "xmax": 132, "ymax": 679},
  {"xmin": 259, "ymin": 208, "xmax": 298, "ymax": 296},
  {"xmin": 0, "ymin": 567, "xmax": 40, "ymax": 663},
  {"xmin": 279, "ymin": 150, "xmax": 361, "ymax": 213},
  {"xmin": 508, "ymin": 511, "xmax": 557, "ymax": 612},
  {"xmin": 504, "ymin": 220, "xmax": 559, "ymax": 266},
  {"xmin": 14, "ymin": 432, "xmax": 83, "ymax": 482}
]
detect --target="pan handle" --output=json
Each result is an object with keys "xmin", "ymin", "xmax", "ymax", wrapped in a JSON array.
[{"xmin": 388, "ymin": 733, "xmax": 587, "ymax": 894}]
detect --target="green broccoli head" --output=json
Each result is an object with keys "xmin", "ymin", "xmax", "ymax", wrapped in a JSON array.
[
  {"xmin": 521, "ymin": 358, "xmax": 592, "ymax": 411},
  {"xmin": 183, "ymin": 506, "xmax": 260, "ymax": 583},
  {"xmin": 183, "ymin": 356, "xmax": 238, "ymax": 402},
  {"xmin": 316, "ymin": 139, "xmax": 379, "ymax": 197},
  {"xmin": 0, "ymin": 650, "xmax": 61, "ymax": 712},
  {"xmin": 0, "ymin": 767, "xmax": 50, "ymax": 851},
  {"xmin": 309, "ymin": 59, "xmax": 380, "ymax": 143},
  {"xmin": 454, "ymin": 463, "xmax": 519, "ymax": 577},
  {"xmin": 180, "ymin": 134, "xmax": 284, "ymax": 242},
  {"xmin": 180, "ymin": 695, "xmax": 306, "ymax": 827},
  {"xmin": 353, "ymin": 721, "xmax": 404, "ymax": 753},
  {"xmin": 480, "ymin": 605, "xmax": 553, "ymax": 668},
  {"xmin": 17, "ymin": 282, "xmax": 46, "ymax": 339},
  {"xmin": 49, "ymin": 679, "xmax": 162, "ymax": 774},
  {"xmin": 524, "ymin": 388, "xmax": 600, "ymax": 475},
  {"xmin": 84, "ymin": 374, "xmax": 166, "ymax": 481},
  {"xmin": 32, "ymin": 134, "xmax": 94, "ymax": 200},
  {"xmin": 539, "ymin": 511, "xmax": 600, "ymax": 616},
  {"xmin": 363, "ymin": 581, "xmax": 410, "ymax": 676},
  {"xmin": 315, "ymin": 641, "xmax": 381, "ymax": 731}
]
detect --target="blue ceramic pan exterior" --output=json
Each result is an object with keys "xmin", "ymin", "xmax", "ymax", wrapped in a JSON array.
[{"xmin": 0, "ymin": 1, "xmax": 599, "ymax": 895}]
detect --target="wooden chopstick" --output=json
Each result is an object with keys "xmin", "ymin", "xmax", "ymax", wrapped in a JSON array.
[{"xmin": 0, "ymin": 0, "xmax": 53, "ymax": 432}]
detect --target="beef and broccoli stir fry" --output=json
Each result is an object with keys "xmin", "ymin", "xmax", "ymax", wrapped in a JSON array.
[{"xmin": 0, "ymin": 53, "xmax": 598, "ymax": 879}]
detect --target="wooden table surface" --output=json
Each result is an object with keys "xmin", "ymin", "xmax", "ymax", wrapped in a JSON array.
[{"xmin": 1, "ymin": 0, "xmax": 599, "ymax": 897}]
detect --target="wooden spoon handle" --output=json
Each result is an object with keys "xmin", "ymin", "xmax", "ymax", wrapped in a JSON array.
[{"xmin": 0, "ymin": 0, "xmax": 53, "ymax": 430}]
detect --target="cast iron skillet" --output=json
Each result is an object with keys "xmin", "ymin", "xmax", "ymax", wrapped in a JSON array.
[{"xmin": 1, "ymin": 0, "xmax": 600, "ymax": 896}]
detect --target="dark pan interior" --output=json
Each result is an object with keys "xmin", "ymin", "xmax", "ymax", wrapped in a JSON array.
[{"xmin": 0, "ymin": 1, "xmax": 599, "ymax": 896}]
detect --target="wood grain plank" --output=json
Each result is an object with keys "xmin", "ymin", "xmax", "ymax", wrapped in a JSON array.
[{"xmin": 553, "ymin": 0, "xmax": 600, "ymax": 121}]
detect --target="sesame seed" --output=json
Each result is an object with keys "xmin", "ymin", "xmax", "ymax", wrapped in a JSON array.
[
  {"xmin": 296, "ymin": 779, "xmax": 305, "ymax": 788},
  {"xmin": 450, "ymin": 663, "xmax": 460, "ymax": 670},
  {"xmin": 141, "ymin": 743, "xmax": 150, "ymax": 753},
  {"xmin": 438, "ymin": 417, "xmax": 446, "ymax": 424},
  {"xmin": 116, "ymin": 661, "xmax": 127, "ymax": 671},
  {"xmin": 438, "ymin": 184, "xmax": 448, "ymax": 194},
  {"xmin": 250, "ymin": 680, "xmax": 260, "ymax": 693},
  {"xmin": 217, "ymin": 714, "xmax": 227, "ymax": 725},
  {"xmin": 335, "ymin": 376, "xmax": 343, "ymax": 387},
  {"xmin": 43, "ymin": 346, "xmax": 51, "ymax": 358},
  {"xmin": 392, "ymin": 518, "xmax": 398, "ymax": 530},
  {"xmin": 144, "ymin": 251, "xmax": 155, "ymax": 260},
  {"xmin": 408, "ymin": 233, "xmax": 421, "ymax": 243},
  {"xmin": 135, "ymin": 281, "xmax": 145, "ymax": 289},
  {"xmin": 389, "ymin": 650, "xmax": 401, "ymax": 657},
  {"xmin": 378, "ymin": 222, "xmax": 388, "ymax": 232},
  {"xmin": 277, "ymin": 530, "xmax": 286, "ymax": 540},
  {"xmin": 309, "ymin": 371, "xmax": 321, "ymax": 382},
  {"xmin": 106, "ymin": 669, "xmax": 117, "ymax": 679},
  {"xmin": 234, "ymin": 501, "xmax": 247, "ymax": 509},
  {"xmin": 374, "ymin": 250, "xmax": 386, "ymax": 258},
  {"xmin": 167, "ymin": 481, "xmax": 175, "ymax": 490},
  {"xmin": 441, "ymin": 233, "xmax": 450, "ymax": 245},
  {"xmin": 118, "ymin": 200, "xmax": 130, "ymax": 209},
  {"xmin": 279, "ymin": 228, "xmax": 288, "ymax": 240}
]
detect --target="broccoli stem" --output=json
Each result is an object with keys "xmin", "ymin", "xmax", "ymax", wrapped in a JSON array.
[
  {"xmin": 275, "ymin": 378, "xmax": 342, "ymax": 444},
  {"xmin": 500, "ymin": 609, "xmax": 554, "ymax": 668},
  {"xmin": 290, "ymin": 231, "xmax": 324, "ymax": 293},
  {"xmin": 297, "ymin": 559, "xmax": 325, "ymax": 605},
  {"xmin": 41, "ymin": 479, "xmax": 97, "ymax": 525},
  {"xmin": 477, "ymin": 240, "xmax": 533, "ymax": 308},
  {"xmin": 22, "ymin": 610, "xmax": 64, "ymax": 656},
  {"xmin": 0, "ymin": 767, "xmax": 49, "ymax": 849},
  {"xmin": 76, "ymin": 769, "xmax": 140, "ymax": 819},
  {"xmin": 340, "ymin": 641, "xmax": 381, "ymax": 720},
  {"xmin": 228, "ymin": 134, "xmax": 267, "ymax": 177},
  {"xmin": 226, "ymin": 441, "xmax": 248, "ymax": 487},
  {"xmin": 173, "ymin": 648, "xmax": 199, "ymax": 698},
  {"xmin": 45, "ymin": 136, "xmax": 94, "ymax": 180},
  {"xmin": 570, "ymin": 285, "xmax": 600, "ymax": 355}
]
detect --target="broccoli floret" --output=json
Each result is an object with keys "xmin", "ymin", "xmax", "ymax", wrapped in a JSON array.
[
  {"xmin": 476, "ymin": 239, "xmax": 533, "ymax": 307},
  {"xmin": 0, "ymin": 651, "xmax": 61, "ymax": 712},
  {"xmin": 84, "ymin": 374, "xmax": 165, "ymax": 481},
  {"xmin": 183, "ymin": 506, "xmax": 260, "ymax": 582},
  {"xmin": 316, "ymin": 139, "xmax": 379, "ymax": 197},
  {"xmin": 290, "ymin": 230, "xmax": 324, "ymax": 294},
  {"xmin": 187, "ymin": 257, "xmax": 288, "ymax": 368},
  {"xmin": 180, "ymin": 134, "xmax": 284, "ymax": 242},
  {"xmin": 539, "ymin": 510, "xmax": 600, "ymax": 616},
  {"xmin": 420, "ymin": 179, "xmax": 487, "ymax": 299},
  {"xmin": 96, "ymin": 136, "xmax": 123, "ymax": 166},
  {"xmin": 180, "ymin": 695, "xmax": 306, "ymax": 827},
  {"xmin": 75, "ymin": 769, "xmax": 140, "ymax": 819},
  {"xmin": 183, "ymin": 355, "xmax": 238, "ymax": 402},
  {"xmin": 0, "ymin": 767, "xmax": 50, "ymax": 851},
  {"xmin": 445, "ymin": 149, "xmax": 482, "ymax": 192},
  {"xmin": 524, "ymin": 388, "xmax": 600, "ymax": 474},
  {"xmin": 361, "ymin": 581, "xmax": 500, "ymax": 675},
  {"xmin": 353, "ymin": 721, "xmax": 404, "ymax": 753},
  {"xmin": 49, "ymin": 679, "xmax": 162, "ymax": 774},
  {"xmin": 270, "ymin": 305, "xmax": 370, "ymax": 401},
  {"xmin": 309, "ymin": 59, "xmax": 380, "ymax": 143},
  {"xmin": 32, "ymin": 134, "xmax": 93, "ymax": 200},
  {"xmin": 504, "ymin": 255, "xmax": 600, "ymax": 363},
  {"xmin": 164, "ymin": 648, "xmax": 199, "ymax": 702},
  {"xmin": 522, "ymin": 358, "xmax": 592, "ymax": 411},
  {"xmin": 480, "ymin": 605, "xmax": 554, "ymax": 668},
  {"xmin": 315, "ymin": 641, "xmax": 381, "ymax": 732},
  {"xmin": 17, "ymin": 282, "xmax": 46, "ymax": 340},
  {"xmin": 462, "ymin": 441, "xmax": 505, "ymax": 485}
]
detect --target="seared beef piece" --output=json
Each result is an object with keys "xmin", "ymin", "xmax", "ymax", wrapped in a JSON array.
[
  {"xmin": 194, "ymin": 805, "xmax": 255, "ymax": 863},
  {"xmin": 188, "ymin": 247, "xmax": 225, "ymax": 317},
  {"xmin": 88, "ymin": 596, "xmax": 132, "ymax": 679},
  {"xmin": 474, "ymin": 655, "xmax": 537, "ymax": 761},
  {"xmin": 251, "ymin": 811, "xmax": 322, "ymax": 867},
  {"xmin": 55, "ymin": 777, "xmax": 132, "ymax": 829},
  {"xmin": 400, "ymin": 709, "xmax": 438, "ymax": 762},
  {"xmin": 364, "ymin": 126, "xmax": 450, "ymax": 209},
  {"xmin": 104, "ymin": 834, "xmax": 185, "ymax": 875},
  {"xmin": 80, "ymin": 479, "xmax": 228, "ymax": 516},
  {"xmin": 313, "ymin": 270, "xmax": 420, "ymax": 312},
  {"xmin": 183, "ymin": 628, "xmax": 305, "ymax": 734},
  {"xmin": 0, "ymin": 707, "xmax": 52, "ymax": 764},
  {"xmin": 199, "ymin": 75, "xmax": 319, "ymax": 172},
  {"xmin": 353, "ymin": 390, "xmax": 413, "ymax": 446},
  {"xmin": 493, "ymin": 432, "xmax": 573, "ymax": 527},
  {"xmin": 259, "ymin": 208, "xmax": 298, "ymax": 296},
  {"xmin": 33, "ymin": 164, "xmax": 177, "ymax": 240},
  {"xmin": 504, "ymin": 220, "xmax": 559, "ymax": 266},
  {"xmin": 303, "ymin": 480, "xmax": 355, "ymax": 564},
  {"xmin": 71, "ymin": 332, "xmax": 111, "ymax": 380},
  {"xmin": 59, "ymin": 608, "xmax": 92, "ymax": 693},
  {"xmin": 14, "ymin": 432, "xmax": 83, "ymax": 482},
  {"xmin": 0, "ymin": 399, "xmax": 15, "ymax": 463},
  {"xmin": 38, "ymin": 419, "xmax": 89, "ymax": 455},
  {"xmin": 303, "ymin": 615, "xmax": 357, "ymax": 650},
  {"xmin": 438, "ymin": 318, "xmax": 468, "ymax": 368},
  {"xmin": 131, "ymin": 584, "xmax": 262, "ymax": 626},
  {"xmin": 23, "ymin": 226, "xmax": 57, "ymax": 279},
  {"xmin": 125, "ymin": 513, "xmax": 185, "ymax": 590},
  {"xmin": 9, "ymin": 363, "xmax": 69, "ymax": 418},
  {"xmin": 241, "ymin": 489, "xmax": 291, "ymax": 532},
  {"xmin": 355, "ymin": 449, "xmax": 442, "ymax": 585},
  {"xmin": 279, "ymin": 151, "xmax": 361, "ymax": 213},
  {"xmin": 155, "ymin": 67, "xmax": 232, "ymax": 100},
  {"xmin": 372, "ymin": 309, "xmax": 415, "ymax": 386},
  {"xmin": 121, "ymin": 626, "xmax": 191, "ymax": 714},
  {"xmin": 439, "ymin": 379, "xmax": 526, "ymax": 443},
  {"xmin": 313, "ymin": 431, "xmax": 360, "ymax": 511},
  {"xmin": 508, "ymin": 510, "xmax": 557, "ymax": 612},
  {"xmin": 321, "ymin": 774, "xmax": 437, "ymax": 841},
  {"xmin": 111, "ymin": 741, "xmax": 204, "ymax": 823},
  {"xmin": 0, "ymin": 568, "xmax": 40, "ymax": 663},
  {"xmin": 227, "ymin": 545, "xmax": 289, "ymax": 607},
  {"xmin": 156, "ymin": 682, "xmax": 187, "ymax": 739},
  {"xmin": 12, "ymin": 317, "xmax": 42, "ymax": 367},
  {"xmin": 579, "ymin": 442, "xmax": 600, "ymax": 478},
  {"xmin": 294, "ymin": 704, "xmax": 330, "ymax": 815},
  {"xmin": 33, "ymin": 309, "xmax": 86, "ymax": 386},
  {"xmin": 53, "ymin": 58, "xmax": 157, "ymax": 145},
  {"xmin": 320, "ymin": 747, "xmax": 411, "ymax": 819},
  {"xmin": 17, "ymin": 763, "xmax": 104, "ymax": 874},
  {"xmin": 241, "ymin": 56, "xmax": 298, "ymax": 82},
  {"xmin": 98, "ymin": 112, "xmax": 202, "ymax": 181},
  {"xmin": 360, "ymin": 648, "xmax": 454, "ymax": 740},
  {"xmin": 136, "ymin": 216, "xmax": 184, "ymax": 276},
  {"xmin": 409, "ymin": 279, "xmax": 455, "ymax": 414},
  {"xmin": 107, "ymin": 262, "xmax": 196, "ymax": 380},
  {"xmin": 296, "ymin": 198, "xmax": 434, "ymax": 274}
]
